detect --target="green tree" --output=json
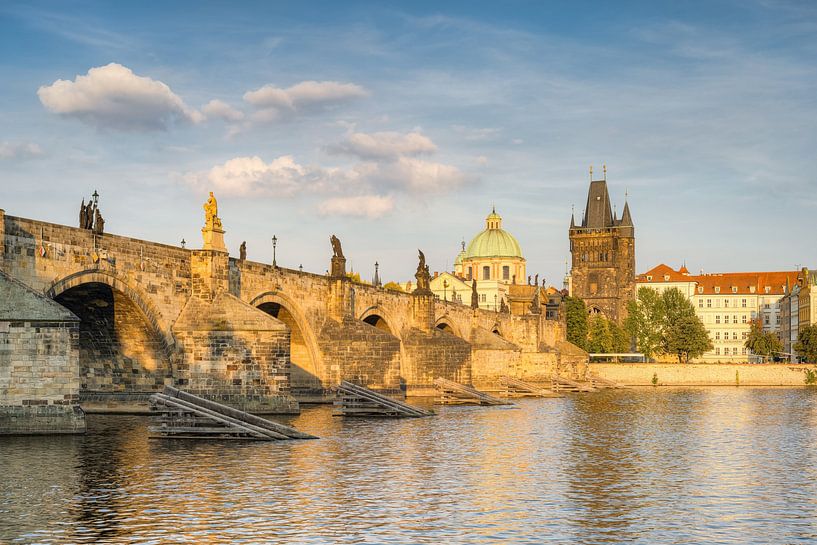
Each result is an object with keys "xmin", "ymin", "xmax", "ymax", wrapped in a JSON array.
[
  {"xmin": 664, "ymin": 312, "xmax": 713, "ymax": 363},
  {"xmin": 624, "ymin": 287, "xmax": 665, "ymax": 358},
  {"xmin": 383, "ymin": 281, "xmax": 404, "ymax": 292},
  {"xmin": 795, "ymin": 324, "xmax": 817, "ymax": 363},
  {"xmin": 565, "ymin": 296, "xmax": 588, "ymax": 350},
  {"xmin": 587, "ymin": 315, "xmax": 614, "ymax": 353},
  {"xmin": 346, "ymin": 272, "xmax": 363, "ymax": 283},
  {"xmin": 744, "ymin": 319, "xmax": 783, "ymax": 361},
  {"xmin": 609, "ymin": 319, "xmax": 630, "ymax": 353}
]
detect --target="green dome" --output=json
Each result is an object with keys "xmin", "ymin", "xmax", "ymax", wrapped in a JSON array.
[
  {"xmin": 464, "ymin": 209, "xmax": 524, "ymax": 259},
  {"xmin": 454, "ymin": 249, "xmax": 466, "ymax": 265}
]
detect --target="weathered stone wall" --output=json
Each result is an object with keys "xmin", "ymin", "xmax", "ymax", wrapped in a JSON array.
[
  {"xmin": 401, "ymin": 328, "xmax": 472, "ymax": 395},
  {"xmin": 317, "ymin": 317, "xmax": 402, "ymax": 390},
  {"xmin": 590, "ymin": 362, "xmax": 814, "ymax": 386},
  {"xmin": 0, "ymin": 269, "xmax": 85, "ymax": 434},
  {"xmin": 173, "ymin": 281, "xmax": 297, "ymax": 413}
]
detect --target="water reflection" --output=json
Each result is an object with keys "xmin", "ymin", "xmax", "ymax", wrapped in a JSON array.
[{"xmin": 2, "ymin": 389, "xmax": 817, "ymax": 544}]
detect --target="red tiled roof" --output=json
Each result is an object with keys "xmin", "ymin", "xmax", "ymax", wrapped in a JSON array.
[{"xmin": 637, "ymin": 264, "xmax": 799, "ymax": 295}]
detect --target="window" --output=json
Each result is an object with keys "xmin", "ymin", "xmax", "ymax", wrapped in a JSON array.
[
  {"xmin": 733, "ymin": 315, "xmax": 738, "ymax": 324},
  {"xmin": 741, "ymin": 314, "xmax": 747, "ymax": 324},
  {"xmin": 715, "ymin": 348, "xmax": 720, "ymax": 355},
  {"xmin": 664, "ymin": 274, "xmax": 670, "ymax": 281},
  {"xmin": 732, "ymin": 286, "xmax": 738, "ymax": 293},
  {"xmin": 716, "ymin": 315, "xmax": 721, "ymax": 324},
  {"xmin": 764, "ymin": 315, "xmax": 769, "ymax": 325},
  {"xmin": 698, "ymin": 299, "xmax": 703, "ymax": 308},
  {"xmin": 480, "ymin": 294, "xmax": 487, "ymax": 303},
  {"xmin": 741, "ymin": 347, "xmax": 747, "ymax": 355},
  {"xmin": 764, "ymin": 286, "xmax": 771, "ymax": 294},
  {"xmin": 742, "ymin": 332, "xmax": 748, "ymax": 340},
  {"xmin": 483, "ymin": 266, "xmax": 490, "ymax": 280},
  {"xmin": 741, "ymin": 299, "xmax": 747, "ymax": 308},
  {"xmin": 750, "ymin": 286, "xmax": 756, "ymax": 293},
  {"xmin": 732, "ymin": 332, "xmax": 738, "ymax": 340},
  {"xmin": 647, "ymin": 275, "xmax": 653, "ymax": 281},
  {"xmin": 467, "ymin": 267, "xmax": 472, "ymax": 280},
  {"xmin": 502, "ymin": 266, "xmax": 510, "ymax": 281},
  {"xmin": 733, "ymin": 347, "xmax": 739, "ymax": 355},
  {"xmin": 715, "ymin": 332, "xmax": 720, "ymax": 340},
  {"xmin": 715, "ymin": 286, "xmax": 721, "ymax": 294},
  {"xmin": 707, "ymin": 299, "xmax": 712, "ymax": 308},
  {"xmin": 724, "ymin": 299, "xmax": 730, "ymax": 307}
]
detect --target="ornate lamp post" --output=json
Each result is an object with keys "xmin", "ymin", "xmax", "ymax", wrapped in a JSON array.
[
  {"xmin": 494, "ymin": 293, "xmax": 498, "ymax": 312},
  {"xmin": 92, "ymin": 189, "xmax": 99, "ymax": 206},
  {"xmin": 272, "ymin": 235, "xmax": 278, "ymax": 268},
  {"xmin": 299, "ymin": 264, "xmax": 303, "ymax": 273},
  {"xmin": 180, "ymin": 238, "xmax": 186, "ymax": 249}
]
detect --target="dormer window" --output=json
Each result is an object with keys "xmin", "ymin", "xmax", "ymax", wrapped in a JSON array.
[
  {"xmin": 731, "ymin": 286, "xmax": 737, "ymax": 293},
  {"xmin": 698, "ymin": 286, "xmax": 703, "ymax": 294},
  {"xmin": 714, "ymin": 286, "xmax": 720, "ymax": 294},
  {"xmin": 750, "ymin": 286, "xmax": 756, "ymax": 293},
  {"xmin": 664, "ymin": 274, "xmax": 670, "ymax": 281},
  {"xmin": 647, "ymin": 275, "xmax": 653, "ymax": 281},
  {"xmin": 764, "ymin": 286, "xmax": 771, "ymax": 294}
]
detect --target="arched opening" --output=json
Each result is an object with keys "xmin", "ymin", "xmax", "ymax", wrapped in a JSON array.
[
  {"xmin": 363, "ymin": 314, "xmax": 393, "ymax": 335},
  {"xmin": 53, "ymin": 282, "xmax": 171, "ymax": 399},
  {"xmin": 257, "ymin": 301, "xmax": 320, "ymax": 392},
  {"xmin": 436, "ymin": 322, "xmax": 452, "ymax": 332},
  {"xmin": 492, "ymin": 327, "xmax": 503, "ymax": 337}
]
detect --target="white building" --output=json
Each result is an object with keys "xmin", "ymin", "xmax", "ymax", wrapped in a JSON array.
[{"xmin": 638, "ymin": 264, "xmax": 799, "ymax": 362}]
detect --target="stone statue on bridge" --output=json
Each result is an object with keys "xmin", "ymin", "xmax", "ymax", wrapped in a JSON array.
[
  {"xmin": 239, "ymin": 241, "xmax": 247, "ymax": 261},
  {"xmin": 330, "ymin": 235, "xmax": 344, "ymax": 259},
  {"xmin": 500, "ymin": 297, "xmax": 509, "ymax": 314},
  {"xmin": 413, "ymin": 250, "xmax": 432, "ymax": 294},
  {"xmin": 470, "ymin": 279, "xmax": 479, "ymax": 309},
  {"xmin": 329, "ymin": 235, "xmax": 346, "ymax": 277},
  {"xmin": 93, "ymin": 208, "xmax": 104, "ymax": 235},
  {"xmin": 529, "ymin": 288, "xmax": 541, "ymax": 315}
]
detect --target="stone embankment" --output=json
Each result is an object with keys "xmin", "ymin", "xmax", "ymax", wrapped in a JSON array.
[{"xmin": 590, "ymin": 362, "xmax": 815, "ymax": 386}]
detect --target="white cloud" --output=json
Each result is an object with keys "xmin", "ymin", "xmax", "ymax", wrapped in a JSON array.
[
  {"xmin": 0, "ymin": 141, "xmax": 44, "ymax": 160},
  {"xmin": 185, "ymin": 155, "xmax": 334, "ymax": 197},
  {"xmin": 244, "ymin": 80, "xmax": 368, "ymax": 109},
  {"xmin": 474, "ymin": 155, "xmax": 488, "ymax": 166},
  {"xmin": 378, "ymin": 157, "xmax": 465, "ymax": 193},
  {"xmin": 330, "ymin": 130, "xmax": 437, "ymax": 160},
  {"xmin": 318, "ymin": 195, "xmax": 394, "ymax": 218},
  {"xmin": 201, "ymin": 99, "xmax": 244, "ymax": 122},
  {"xmin": 37, "ymin": 63, "xmax": 203, "ymax": 131},
  {"xmin": 452, "ymin": 125, "xmax": 500, "ymax": 141}
]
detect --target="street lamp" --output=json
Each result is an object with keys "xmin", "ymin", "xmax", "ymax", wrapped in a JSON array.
[
  {"xmin": 272, "ymin": 235, "xmax": 277, "ymax": 268},
  {"xmin": 494, "ymin": 293, "xmax": 497, "ymax": 312},
  {"xmin": 299, "ymin": 264, "xmax": 303, "ymax": 273},
  {"xmin": 180, "ymin": 238, "xmax": 186, "ymax": 249}
]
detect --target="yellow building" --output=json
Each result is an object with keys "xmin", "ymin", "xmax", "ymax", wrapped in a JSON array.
[{"xmin": 429, "ymin": 208, "xmax": 526, "ymax": 311}]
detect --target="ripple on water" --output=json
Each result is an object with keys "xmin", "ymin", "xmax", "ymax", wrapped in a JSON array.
[{"xmin": 2, "ymin": 388, "xmax": 817, "ymax": 544}]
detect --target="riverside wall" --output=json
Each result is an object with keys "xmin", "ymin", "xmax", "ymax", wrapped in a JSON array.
[{"xmin": 590, "ymin": 362, "xmax": 814, "ymax": 386}]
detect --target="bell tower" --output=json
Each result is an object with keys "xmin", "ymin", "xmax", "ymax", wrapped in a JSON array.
[{"xmin": 568, "ymin": 166, "xmax": 635, "ymax": 324}]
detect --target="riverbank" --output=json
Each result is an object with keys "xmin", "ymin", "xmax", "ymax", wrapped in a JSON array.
[{"xmin": 590, "ymin": 362, "xmax": 815, "ymax": 386}]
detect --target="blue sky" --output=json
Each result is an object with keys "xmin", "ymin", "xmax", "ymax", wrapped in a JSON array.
[{"xmin": 1, "ymin": 1, "xmax": 816, "ymax": 284}]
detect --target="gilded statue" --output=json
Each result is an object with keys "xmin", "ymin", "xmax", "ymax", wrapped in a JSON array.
[{"xmin": 203, "ymin": 191, "xmax": 222, "ymax": 229}]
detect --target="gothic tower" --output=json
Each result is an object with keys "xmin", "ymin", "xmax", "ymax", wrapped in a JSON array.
[{"xmin": 568, "ymin": 168, "xmax": 635, "ymax": 324}]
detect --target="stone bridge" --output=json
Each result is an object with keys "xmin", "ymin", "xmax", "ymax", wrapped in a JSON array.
[{"xmin": 0, "ymin": 208, "xmax": 585, "ymax": 431}]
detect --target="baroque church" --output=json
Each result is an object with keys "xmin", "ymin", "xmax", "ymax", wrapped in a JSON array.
[{"xmin": 568, "ymin": 168, "xmax": 636, "ymax": 324}]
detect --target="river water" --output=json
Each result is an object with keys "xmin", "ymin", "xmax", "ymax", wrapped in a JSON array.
[{"xmin": 2, "ymin": 388, "xmax": 817, "ymax": 544}]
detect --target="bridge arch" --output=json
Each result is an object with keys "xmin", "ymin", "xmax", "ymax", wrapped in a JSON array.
[
  {"xmin": 434, "ymin": 316, "xmax": 462, "ymax": 338},
  {"xmin": 46, "ymin": 269, "xmax": 173, "ymax": 400},
  {"xmin": 359, "ymin": 305, "xmax": 398, "ymax": 336},
  {"xmin": 47, "ymin": 269, "xmax": 169, "ymax": 343},
  {"xmin": 250, "ymin": 291, "xmax": 323, "ymax": 392}
]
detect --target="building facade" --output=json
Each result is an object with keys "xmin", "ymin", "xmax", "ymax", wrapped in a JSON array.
[
  {"xmin": 779, "ymin": 267, "xmax": 817, "ymax": 361},
  {"xmin": 638, "ymin": 264, "xmax": 800, "ymax": 362},
  {"xmin": 428, "ymin": 208, "xmax": 526, "ymax": 312},
  {"xmin": 568, "ymin": 171, "xmax": 635, "ymax": 324}
]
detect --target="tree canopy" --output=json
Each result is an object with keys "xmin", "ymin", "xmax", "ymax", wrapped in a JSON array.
[
  {"xmin": 795, "ymin": 324, "xmax": 817, "ymax": 363},
  {"xmin": 565, "ymin": 296, "xmax": 588, "ymax": 350},
  {"xmin": 744, "ymin": 319, "xmax": 783, "ymax": 361},
  {"xmin": 383, "ymin": 281, "xmax": 404, "ymax": 292},
  {"xmin": 624, "ymin": 286, "xmax": 712, "ymax": 362}
]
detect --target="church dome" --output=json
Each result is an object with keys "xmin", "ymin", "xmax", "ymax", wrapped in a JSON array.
[{"xmin": 464, "ymin": 208, "xmax": 524, "ymax": 260}]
